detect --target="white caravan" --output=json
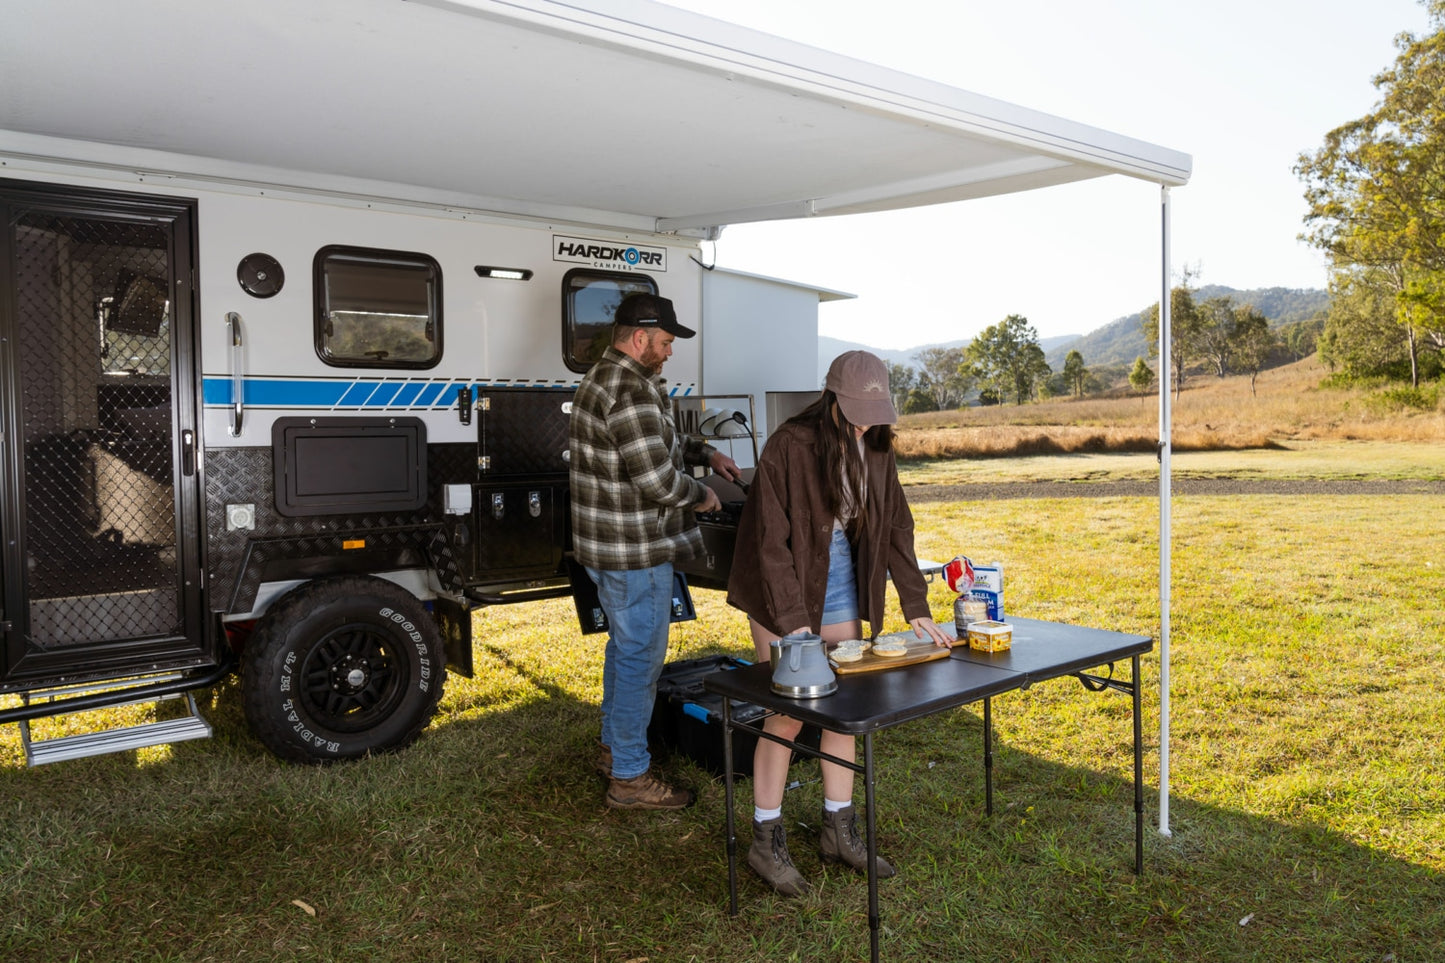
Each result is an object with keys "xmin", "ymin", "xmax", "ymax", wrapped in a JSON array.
[{"xmin": 0, "ymin": 0, "xmax": 1190, "ymax": 765}]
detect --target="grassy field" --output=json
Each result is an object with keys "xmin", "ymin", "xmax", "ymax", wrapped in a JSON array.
[
  {"xmin": 894, "ymin": 355, "xmax": 1445, "ymax": 461},
  {"xmin": 2, "ymin": 363, "xmax": 1443, "ymax": 962}
]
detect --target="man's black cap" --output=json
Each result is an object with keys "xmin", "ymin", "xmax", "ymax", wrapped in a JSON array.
[{"xmin": 614, "ymin": 292, "xmax": 695, "ymax": 338}]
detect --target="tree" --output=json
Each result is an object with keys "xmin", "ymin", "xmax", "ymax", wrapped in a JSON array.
[
  {"xmin": 1142, "ymin": 267, "xmax": 1207, "ymax": 400},
  {"xmin": 1296, "ymin": 1, "xmax": 1445, "ymax": 386},
  {"xmin": 1061, "ymin": 350, "xmax": 1088, "ymax": 398},
  {"xmin": 1197, "ymin": 295, "xmax": 1239, "ymax": 377},
  {"xmin": 912, "ymin": 347, "xmax": 972, "ymax": 410},
  {"xmin": 1230, "ymin": 305, "xmax": 1275, "ymax": 396},
  {"xmin": 1128, "ymin": 356, "xmax": 1156, "ymax": 395},
  {"xmin": 964, "ymin": 314, "xmax": 1051, "ymax": 405},
  {"xmin": 1278, "ymin": 315, "xmax": 1326, "ymax": 361},
  {"xmin": 887, "ymin": 361, "xmax": 917, "ymax": 414},
  {"xmin": 900, "ymin": 387, "xmax": 939, "ymax": 414},
  {"xmin": 1318, "ymin": 265, "xmax": 1416, "ymax": 377}
]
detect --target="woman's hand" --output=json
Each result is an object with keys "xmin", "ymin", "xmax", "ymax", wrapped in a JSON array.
[{"xmin": 910, "ymin": 616, "xmax": 954, "ymax": 648}]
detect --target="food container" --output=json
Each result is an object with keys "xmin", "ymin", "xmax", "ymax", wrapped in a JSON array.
[
  {"xmin": 953, "ymin": 595, "xmax": 988, "ymax": 635},
  {"xmin": 966, "ymin": 620, "xmax": 1013, "ymax": 652}
]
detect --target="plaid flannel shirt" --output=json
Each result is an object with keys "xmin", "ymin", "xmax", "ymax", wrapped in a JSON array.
[{"xmin": 569, "ymin": 346, "xmax": 715, "ymax": 570}]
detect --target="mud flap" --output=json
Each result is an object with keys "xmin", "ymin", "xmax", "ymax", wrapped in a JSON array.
[{"xmin": 434, "ymin": 594, "xmax": 474, "ymax": 678}]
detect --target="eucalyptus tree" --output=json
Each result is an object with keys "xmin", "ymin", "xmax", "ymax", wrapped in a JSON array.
[
  {"xmin": 1296, "ymin": 0, "xmax": 1445, "ymax": 386},
  {"xmin": 964, "ymin": 313, "xmax": 1050, "ymax": 405},
  {"xmin": 1062, "ymin": 349, "xmax": 1088, "ymax": 398},
  {"xmin": 1230, "ymin": 305, "xmax": 1275, "ymax": 396},
  {"xmin": 886, "ymin": 360, "xmax": 918, "ymax": 413},
  {"xmin": 1142, "ymin": 268, "xmax": 1206, "ymax": 400},
  {"xmin": 912, "ymin": 346, "xmax": 972, "ymax": 410}
]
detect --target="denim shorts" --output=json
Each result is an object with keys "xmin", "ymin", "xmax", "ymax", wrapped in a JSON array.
[{"xmin": 820, "ymin": 526, "xmax": 859, "ymax": 626}]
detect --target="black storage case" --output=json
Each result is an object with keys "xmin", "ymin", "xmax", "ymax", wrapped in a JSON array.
[{"xmin": 648, "ymin": 655, "xmax": 819, "ymax": 778}]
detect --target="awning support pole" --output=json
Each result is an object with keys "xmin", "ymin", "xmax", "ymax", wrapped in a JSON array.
[{"xmin": 1158, "ymin": 184, "xmax": 1173, "ymax": 838}]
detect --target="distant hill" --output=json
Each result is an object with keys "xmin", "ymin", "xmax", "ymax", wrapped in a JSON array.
[
  {"xmin": 1041, "ymin": 286, "xmax": 1330, "ymax": 370},
  {"xmin": 820, "ymin": 286, "xmax": 1328, "ymax": 382},
  {"xmin": 818, "ymin": 334, "xmax": 1078, "ymax": 385}
]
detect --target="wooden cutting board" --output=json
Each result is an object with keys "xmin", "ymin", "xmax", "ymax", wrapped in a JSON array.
[{"xmin": 830, "ymin": 629, "xmax": 960, "ymax": 675}]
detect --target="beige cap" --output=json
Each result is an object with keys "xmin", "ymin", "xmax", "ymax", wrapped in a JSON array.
[{"xmin": 824, "ymin": 350, "xmax": 897, "ymax": 426}]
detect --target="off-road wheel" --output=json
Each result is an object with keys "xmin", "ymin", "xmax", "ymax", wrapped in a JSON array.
[{"xmin": 241, "ymin": 575, "xmax": 444, "ymax": 764}]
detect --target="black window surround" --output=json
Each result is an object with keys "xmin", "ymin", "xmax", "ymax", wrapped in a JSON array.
[
  {"xmin": 561, "ymin": 268, "xmax": 658, "ymax": 373},
  {"xmin": 314, "ymin": 245, "xmax": 442, "ymax": 369}
]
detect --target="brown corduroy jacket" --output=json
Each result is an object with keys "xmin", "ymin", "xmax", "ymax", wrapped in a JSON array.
[{"xmin": 725, "ymin": 420, "xmax": 933, "ymax": 638}]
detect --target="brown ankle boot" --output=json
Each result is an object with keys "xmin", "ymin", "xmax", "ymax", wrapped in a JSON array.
[
  {"xmin": 746, "ymin": 817, "xmax": 811, "ymax": 897},
  {"xmin": 820, "ymin": 805, "xmax": 895, "ymax": 878},
  {"xmin": 605, "ymin": 770, "xmax": 694, "ymax": 810}
]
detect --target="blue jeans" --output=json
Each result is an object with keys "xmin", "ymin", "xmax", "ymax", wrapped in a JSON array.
[
  {"xmin": 586, "ymin": 563, "xmax": 674, "ymax": 780},
  {"xmin": 820, "ymin": 527, "xmax": 859, "ymax": 625}
]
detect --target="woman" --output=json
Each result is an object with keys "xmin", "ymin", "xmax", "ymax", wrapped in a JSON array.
[{"xmin": 726, "ymin": 350, "xmax": 951, "ymax": 897}]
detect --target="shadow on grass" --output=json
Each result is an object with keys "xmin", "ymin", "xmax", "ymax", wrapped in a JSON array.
[{"xmin": 0, "ymin": 673, "xmax": 1439, "ymax": 963}]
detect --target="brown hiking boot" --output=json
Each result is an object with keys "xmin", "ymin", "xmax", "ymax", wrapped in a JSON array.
[
  {"xmin": 820, "ymin": 805, "xmax": 895, "ymax": 878},
  {"xmin": 746, "ymin": 817, "xmax": 811, "ymax": 897},
  {"xmin": 606, "ymin": 770, "xmax": 694, "ymax": 810},
  {"xmin": 595, "ymin": 740, "xmax": 612, "ymax": 778}
]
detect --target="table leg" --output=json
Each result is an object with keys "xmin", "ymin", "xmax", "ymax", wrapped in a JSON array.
[
  {"xmin": 1132, "ymin": 653, "xmax": 1143, "ymax": 875},
  {"xmin": 983, "ymin": 695, "xmax": 994, "ymax": 817},
  {"xmin": 722, "ymin": 697, "xmax": 738, "ymax": 915},
  {"xmin": 863, "ymin": 731, "xmax": 880, "ymax": 963}
]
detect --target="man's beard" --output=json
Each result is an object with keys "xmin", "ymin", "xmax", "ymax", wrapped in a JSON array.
[{"xmin": 640, "ymin": 341, "xmax": 667, "ymax": 374}]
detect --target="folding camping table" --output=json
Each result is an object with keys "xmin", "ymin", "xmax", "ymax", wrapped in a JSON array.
[{"xmin": 703, "ymin": 617, "xmax": 1152, "ymax": 963}]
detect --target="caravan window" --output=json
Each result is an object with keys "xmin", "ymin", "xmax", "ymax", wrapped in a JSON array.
[
  {"xmin": 314, "ymin": 247, "xmax": 441, "ymax": 368},
  {"xmin": 562, "ymin": 269, "xmax": 658, "ymax": 372}
]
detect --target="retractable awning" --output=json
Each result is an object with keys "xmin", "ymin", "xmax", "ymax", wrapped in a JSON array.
[{"xmin": 0, "ymin": 0, "xmax": 1189, "ymax": 235}]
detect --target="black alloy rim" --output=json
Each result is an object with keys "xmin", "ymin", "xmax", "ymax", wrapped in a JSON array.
[{"xmin": 300, "ymin": 622, "xmax": 407, "ymax": 732}]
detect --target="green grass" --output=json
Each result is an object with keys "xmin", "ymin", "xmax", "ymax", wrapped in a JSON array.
[
  {"xmin": 2, "ymin": 462, "xmax": 1443, "ymax": 961},
  {"xmin": 898, "ymin": 438, "xmax": 1445, "ymax": 485}
]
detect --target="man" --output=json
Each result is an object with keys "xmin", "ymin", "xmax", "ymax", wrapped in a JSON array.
[{"xmin": 569, "ymin": 292, "xmax": 741, "ymax": 810}]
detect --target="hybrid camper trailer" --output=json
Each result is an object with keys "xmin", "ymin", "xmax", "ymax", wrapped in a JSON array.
[{"xmin": 0, "ymin": 0, "xmax": 1190, "ymax": 766}]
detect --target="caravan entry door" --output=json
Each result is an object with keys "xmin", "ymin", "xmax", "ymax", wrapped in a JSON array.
[{"xmin": 0, "ymin": 180, "xmax": 211, "ymax": 688}]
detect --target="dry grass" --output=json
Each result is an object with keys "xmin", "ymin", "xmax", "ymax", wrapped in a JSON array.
[{"xmin": 895, "ymin": 357, "xmax": 1445, "ymax": 460}]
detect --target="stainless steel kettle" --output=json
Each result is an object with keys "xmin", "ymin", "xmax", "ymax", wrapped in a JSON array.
[{"xmin": 770, "ymin": 631, "xmax": 838, "ymax": 698}]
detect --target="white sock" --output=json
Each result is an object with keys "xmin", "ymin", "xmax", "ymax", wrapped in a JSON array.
[
  {"xmin": 754, "ymin": 805, "xmax": 782, "ymax": 823},
  {"xmin": 824, "ymin": 797, "xmax": 851, "ymax": 813}
]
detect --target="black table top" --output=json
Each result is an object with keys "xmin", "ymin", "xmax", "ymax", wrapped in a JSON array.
[
  {"xmin": 701, "ymin": 617, "xmax": 1151, "ymax": 736},
  {"xmin": 947, "ymin": 617, "xmax": 1152, "ymax": 682}
]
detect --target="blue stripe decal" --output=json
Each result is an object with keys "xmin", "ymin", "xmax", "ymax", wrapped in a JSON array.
[
  {"xmin": 339, "ymin": 381, "xmax": 380, "ymax": 406},
  {"xmin": 200, "ymin": 376, "xmax": 646, "ymax": 410},
  {"xmin": 250, "ymin": 380, "xmax": 350, "ymax": 406},
  {"xmin": 367, "ymin": 383, "xmax": 403, "ymax": 407}
]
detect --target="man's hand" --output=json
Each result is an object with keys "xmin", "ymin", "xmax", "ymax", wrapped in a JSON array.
[
  {"xmin": 694, "ymin": 486, "xmax": 722, "ymax": 513},
  {"xmin": 709, "ymin": 450, "xmax": 742, "ymax": 483}
]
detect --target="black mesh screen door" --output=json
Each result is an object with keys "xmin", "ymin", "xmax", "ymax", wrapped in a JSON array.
[{"xmin": 1, "ymin": 181, "xmax": 210, "ymax": 686}]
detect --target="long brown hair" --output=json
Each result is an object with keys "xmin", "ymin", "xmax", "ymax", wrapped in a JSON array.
[{"xmin": 785, "ymin": 389, "xmax": 895, "ymax": 542}]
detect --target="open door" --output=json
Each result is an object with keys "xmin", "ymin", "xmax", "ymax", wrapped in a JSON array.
[{"xmin": 0, "ymin": 180, "xmax": 212, "ymax": 688}]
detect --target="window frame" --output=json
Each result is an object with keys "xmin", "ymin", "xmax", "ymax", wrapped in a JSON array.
[
  {"xmin": 560, "ymin": 268, "xmax": 659, "ymax": 374},
  {"xmin": 313, "ymin": 245, "xmax": 443, "ymax": 370}
]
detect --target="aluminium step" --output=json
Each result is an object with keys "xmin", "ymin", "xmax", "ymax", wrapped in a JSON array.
[{"xmin": 21, "ymin": 694, "xmax": 213, "ymax": 767}]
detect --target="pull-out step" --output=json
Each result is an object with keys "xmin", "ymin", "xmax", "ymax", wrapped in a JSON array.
[{"xmin": 19, "ymin": 688, "xmax": 212, "ymax": 767}]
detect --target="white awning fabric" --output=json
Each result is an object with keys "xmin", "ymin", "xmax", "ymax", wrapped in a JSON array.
[{"xmin": 0, "ymin": 0, "xmax": 1190, "ymax": 235}]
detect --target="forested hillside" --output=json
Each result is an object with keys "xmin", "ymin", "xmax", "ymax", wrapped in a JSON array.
[{"xmin": 1042, "ymin": 286, "xmax": 1328, "ymax": 370}]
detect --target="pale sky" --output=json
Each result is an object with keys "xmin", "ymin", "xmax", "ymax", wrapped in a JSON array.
[{"xmin": 657, "ymin": 0, "xmax": 1433, "ymax": 350}]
